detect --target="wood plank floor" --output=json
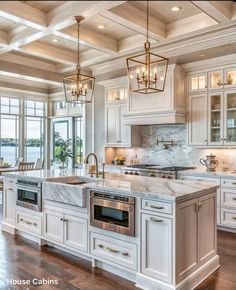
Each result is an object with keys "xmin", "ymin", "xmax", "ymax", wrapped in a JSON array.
[{"xmin": 0, "ymin": 212, "xmax": 235, "ymax": 289}]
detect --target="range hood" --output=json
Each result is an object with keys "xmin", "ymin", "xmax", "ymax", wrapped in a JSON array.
[{"xmin": 124, "ymin": 64, "xmax": 186, "ymax": 126}]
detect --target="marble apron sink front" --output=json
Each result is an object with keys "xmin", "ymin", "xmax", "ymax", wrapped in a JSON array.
[{"xmin": 43, "ymin": 181, "xmax": 88, "ymax": 207}]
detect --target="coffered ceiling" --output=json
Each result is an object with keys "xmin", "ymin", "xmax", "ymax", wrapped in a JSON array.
[{"xmin": 0, "ymin": 1, "xmax": 235, "ymax": 94}]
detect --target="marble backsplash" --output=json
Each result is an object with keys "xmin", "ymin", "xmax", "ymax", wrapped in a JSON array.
[{"xmin": 114, "ymin": 125, "xmax": 236, "ymax": 170}]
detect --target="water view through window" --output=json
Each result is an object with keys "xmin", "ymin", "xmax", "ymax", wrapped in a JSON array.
[{"xmin": 0, "ymin": 97, "xmax": 46, "ymax": 165}]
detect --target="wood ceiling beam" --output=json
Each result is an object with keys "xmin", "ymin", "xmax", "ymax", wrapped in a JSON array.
[
  {"xmin": 0, "ymin": 60, "xmax": 61, "ymax": 85},
  {"xmin": 191, "ymin": 1, "xmax": 232, "ymax": 24},
  {"xmin": 47, "ymin": 1, "xmax": 126, "ymax": 29},
  {"xmin": 0, "ymin": 30, "xmax": 8, "ymax": 47},
  {"xmin": 0, "ymin": 1, "xmax": 47, "ymax": 29},
  {"xmin": 18, "ymin": 42, "xmax": 77, "ymax": 66},
  {"xmin": 55, "ymin": 27, "xmax": 118, "ymax": 55},
  {"xmin": 100, "ymin": 3, "xmax": 166, "ymax": 42}
]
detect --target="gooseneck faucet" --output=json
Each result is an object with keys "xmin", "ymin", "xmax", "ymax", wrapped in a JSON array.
[{"xmin": 84, "ymin": 152, "xmax": 99, "ymax": 178}]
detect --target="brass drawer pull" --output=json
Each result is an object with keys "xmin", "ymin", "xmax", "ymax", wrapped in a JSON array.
[
  {"xmin": 33, "ymin": 223, "xmax": 37, "ymax": 226},
  {"xmin": 232, "ymin": 198, "xmax": 236, "ymax": 201},
  {"xmin": 232, "ymin": 217, "xmax": 236, "ymax": 220},
  {"xmin": 122, "ymin": 252, "xmax": 129, "ymax": 256},
  {"xmin": 107, "ymin": 247, "xmax": 119, "ymax": 253},
  {"xmin": 150, "ymin": 205, "xmax": 164, "ymax": 210},
  {"xmin": 25, "ymin": 221, "xmax": 32, "ymax": 225},
  {"xmin": 150, "ymin": 217, "xmax": 163, "ymax": 222},
  {"xmin": 20, "ymin": 218, "xmax": 24, "ymax": 222},
  {"xmin": 98, "ymin": 244, "xmax": 104, "ymax": 248},
  {"xmin": 232, "ymin": 182, "xmax": 236, "ymax": 185}
]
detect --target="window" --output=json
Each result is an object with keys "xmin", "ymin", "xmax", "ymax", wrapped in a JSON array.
[
  {"xmin": 53, "ymin": 120, "xmax": 69, "ymax": 161},
  {"xmin": 0, "ymin": 97, "xmax": 20, "ymax": 164},
  {"xmin": 75, "ymin": 117, "xmax": 84, "ymax": 164},
  {"xmin": 54, "ymin": 101, "xmax": 66, "ymax": 110},
  {"xmin": 25, "ymin": 100, "xmax": 45, "ymax": 162}
]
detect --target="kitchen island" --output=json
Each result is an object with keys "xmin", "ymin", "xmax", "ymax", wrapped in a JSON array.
[{"xmin": 2, "ymin": 169, "xmax": 219, "ymax": 290}]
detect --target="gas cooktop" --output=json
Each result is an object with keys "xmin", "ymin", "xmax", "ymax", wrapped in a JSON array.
[{"xmin": 125, "ymin": 164, "xmax": 195, "ymax": 171}]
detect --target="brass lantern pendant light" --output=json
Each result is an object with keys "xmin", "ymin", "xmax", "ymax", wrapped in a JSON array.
[
  {"xmin": 126, "ymin": 0, "xmax": 169, "ymax": 94},
  {"xmin": 63, "ymin": 16, "xmax": 95, "ymax": 104}
]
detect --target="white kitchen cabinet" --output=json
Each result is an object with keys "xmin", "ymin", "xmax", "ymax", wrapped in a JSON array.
[
  {"xmin": 208, "ymin": 91, "xmax": 224, "ymax": 145},
  {"xmin": 208, "ymin": 68, "xmax": 236, "ymax": 91},
  {"xmin": 16, "ymin": 209, "xmax": 42, "ymax": 236},
  {"xmin": 43, "ymin": 209, "xmax": 88, "ymax": 252},
  {"xmin": 176, "ymin": 193, "xmax": 216, "ymax": 283},
  {"xmin": 189, "ymin": 72, "xmax": 207, "ymax": 93},
  {"xmin": 44, "ymin": 209, "xmax": 64, "ymax": 243},
  {"xmin": 3, "ymin": 178, "xmax": 16, "ymax": 229},
  {"xmin": 188, "ymin": 94, "xmax": 207, "ymax": 145},
  {"xmin": 141, "ymin": 213, "xmax": 172, "ymax": 283},
  {"xmin": 64, "ymin": 214, "xmax": 88, "ymax": 252},
  {"xmin": 105, "ymin": 101, "xmax": 140, "ymax": 147}
]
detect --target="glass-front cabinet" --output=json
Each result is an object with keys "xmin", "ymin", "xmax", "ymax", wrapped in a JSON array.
[
  {"xmin": 208, "ymin": 68, "xmax": 236, "ymax": 90},
  {"xmin": 224, "ymin": 91, "xmax": 236, "ymax": 145},
  {"xmin": 189, "ymin": 73, "xmax": 207, "ymax": 93},
  {"xmin": 208, "ymin": 92, "xmax": 223, "ymax": 145},
  {"xmin": 106, "ymin": 87, "xmax": 128, "ymax": 102}
]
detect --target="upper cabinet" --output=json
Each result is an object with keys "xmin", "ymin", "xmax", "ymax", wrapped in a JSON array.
[
  {"xmin": 189, "ymin": 67, "xmax": 236, "ymax": 93},
  {"xmin": 188, "ymin": 65, "xmax": 236, "ymax": 147},
  {"xmin": 189, "ymin": 73, "xmax": 207, "ymax": 93},
  {"xmin": 102, "ymin": 81, "xmax": 140, "ymax": 148}
]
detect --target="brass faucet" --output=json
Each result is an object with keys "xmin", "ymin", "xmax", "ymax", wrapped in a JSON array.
[{"xmin": 84, "ymin": 152, "xmax": 99, "ymax": 178}]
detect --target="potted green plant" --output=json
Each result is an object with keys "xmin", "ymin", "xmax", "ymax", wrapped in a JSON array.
[{"xmin": 54, "ymin": 132, "xmax": 73, "ymax": 170}]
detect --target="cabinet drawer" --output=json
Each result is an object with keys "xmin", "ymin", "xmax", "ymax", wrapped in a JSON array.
[
  {"xmin": 180, "ymin": 175, "xmax": 220, "ymax": 185},
  {"xmin": 221, "ymin": 208, "xmax": 236, "ymax": 228},
  {"xmin": 16, "ymin": 210, "xmax": 42, "ymax": 236},
  {"xmin": 221, "ymin": 188, "xmax": 236, "ymax": 208},
  {"xmin": 90, "ymin": 232, "xmax": 137, "ymax": 270},
  {"xmin": 141, "ymin": 199, "xmax": 173, "ymax": 215},
  {"xmin": 221, "ymin": 179, "xmax": 236, "ymax": 188}
]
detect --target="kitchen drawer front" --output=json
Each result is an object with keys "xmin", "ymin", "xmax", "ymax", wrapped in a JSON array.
[
  {"xmin": 221, "ymin": 179, "xmax": 236, "ymax": 188},
  {"xmin": 16, "ymin": 210, "xmax": 42, "ymax": 235},
  {"xmin": 221, "ymin": 188, "xmax": 236, "ymax": 208},
  {"xmin": 180, "ymin": 175, "xmax": 220, "ymax": 185},
  {"xmin": 141, "ymin": 199, "xmax": 173, "ymax": 215},
  {"xmin": 90, "ymin": 232, "xmax": 137, "ymax": 270},
  {"xmin": 221, "ymin": 208, "xmax": 236, "ymax": 228}
]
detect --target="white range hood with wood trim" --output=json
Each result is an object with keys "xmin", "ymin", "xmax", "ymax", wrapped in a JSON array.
[{"xmin": 124, "ymin": 64, "xmax": 186, "ymax": 125}]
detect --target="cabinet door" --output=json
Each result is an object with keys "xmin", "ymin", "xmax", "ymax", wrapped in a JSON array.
[
  {"xmin": 198, "ymin": 193, "xmax": 216, "ymax": 265},
  {"xmin": 43, "ymin": 210, "xmax": 64, "ymax": 243},
  {"xmin": 223, "ymin": 90, "xmax": 236, "ymax": 145},
  {"xmin": 119, "ymin": 103, "xmax": 131, "ymax": 146},
  {"xmin": 3, "ymin": 186, "xmax": 16, "ymax": 225},
  {"xmin": 105, "ymin": 105, "xmax": 118, "ymax": 145},
  {"xmin": 189, "ymin": 73, "xmax": 207, "ymax": 93},
  {"xmin": 208, "ymin": 92, "xmax": 224, "ymax": 145},
  {"xmin": 208, "ymin": 70, "xmax": 224, "ymax": 90},
  {"xmin": 188, "ymin": 94, "xmax": 207, "ymax": 145},
  {"xmin": 141, "ymin": 213, "xmax": 172, "ymax": 283},
  {"xmin": 64, "ymin": 214, "xmax": 88, "ymax": 252},
  {"xmin": 224, "ymin": 68, "xmax": 236, "ymax": 89},
  {"xmin": 176, "ymin": 198, "xmax": 198, "ymax": 283}
]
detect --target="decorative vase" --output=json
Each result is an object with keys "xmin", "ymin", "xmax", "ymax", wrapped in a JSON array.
[{"xmin": 59, "ymin": 159, "xmax": 68, "ymax": 170}]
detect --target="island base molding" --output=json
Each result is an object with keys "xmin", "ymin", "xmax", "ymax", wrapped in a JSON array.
[{"xmin": 136, "ymin": 255, "xmax": 220, "ymax": 290}]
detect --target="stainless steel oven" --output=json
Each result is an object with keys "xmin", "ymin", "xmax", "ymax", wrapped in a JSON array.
[
  {"xmin": 16, "ymin": 179, "xmax": 42, "ymax": 211},
  {"xmin": 90, "ymin": 191, "xmax": 135, "ymax": 236}
]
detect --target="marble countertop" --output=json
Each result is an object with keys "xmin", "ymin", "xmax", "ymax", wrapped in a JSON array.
[
  {"xmin": 4, "ymin": 169, "xmax": 219, "ymax": 202},
  {"xmin": 179, "ymin": 168, "xmax": 236, "ymax": 179}
]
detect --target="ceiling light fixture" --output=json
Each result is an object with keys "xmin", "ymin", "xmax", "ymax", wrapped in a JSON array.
[
  {"xmin": 97, "ymin": 25, "xmax": 105, "ymax": 29},
  {"xmin": 171, "ymin": 6, "xmax": 181, "ymax": 11},
  {"xmin": 63, "ymin": 16, "xmax": 95, "ymax": 104},
  {"xmin": 126, "ymin": 0, "xmax": 169, "ymax": 94}
]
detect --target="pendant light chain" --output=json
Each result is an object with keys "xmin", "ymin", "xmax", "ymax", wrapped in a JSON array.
[
  {"xmin": 77, "ymin": 19, "xmax": 80, "ymax": 71},
  {"xmin": 146, "ymin": 0, "xmax": 149, "ymax": 43}
]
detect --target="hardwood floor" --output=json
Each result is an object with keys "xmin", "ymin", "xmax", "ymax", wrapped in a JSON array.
[{"xmin": 0, "ymin": 210, "xmax": 235, "ymax": 290}]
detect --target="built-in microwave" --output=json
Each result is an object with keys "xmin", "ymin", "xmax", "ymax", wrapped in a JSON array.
[
  {"xmin": 90, "ymin": 191, "xmax": 135, "ymax": 236},
  {"xmin": 16, "ymin": 179, "xmax": 42, "ymax": 211}
]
